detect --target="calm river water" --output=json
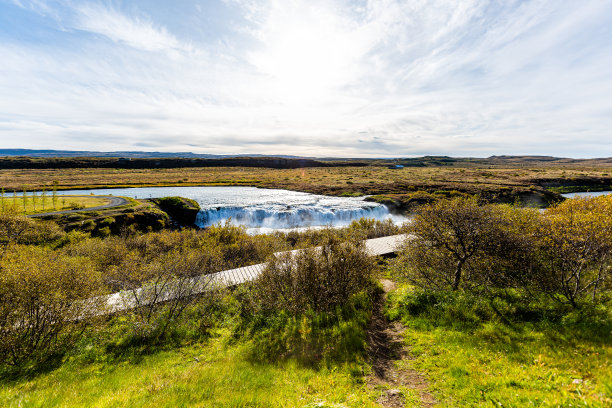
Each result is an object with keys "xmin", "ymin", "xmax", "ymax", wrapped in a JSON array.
[{"xmin": 561, "ymin": 191, "xmax": 612, "ymax": 198}]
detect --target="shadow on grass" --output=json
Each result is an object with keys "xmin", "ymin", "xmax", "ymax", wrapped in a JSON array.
[
  {"xmin": 0, "ymin": 350, "xmax": 67, "ymax": 383},
  {"xmin": 237, "ymin": 292, "xmax": 373, "ymax": 370}
]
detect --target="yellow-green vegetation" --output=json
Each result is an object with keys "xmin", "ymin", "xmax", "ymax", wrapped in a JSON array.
[
  {"xmin": 0, "ymin": 195, "xmax": 610, "ymax": 407},
  {"xmin": 152, "ymin": 196, "xmax": 201, "ymax": 227},
  {"xmin": 385, "ymin": 194, "xmax": 612, "ymax": 406},
  {"xmin": 0, "ymin": 194, "xmax": 111, "ymax": 215},
  {"xmin": 0, "ymin": 221, "xmax": 389, "ymax": 407},
  {"xmin": 29, "ymin": 196, "xmax": 170, "ymax": 238},
  {"xmin": 0, "ymin": 332, "xmax": 379, "ymax": 408},
  {"xmin": 396, "ymin": 195, "xmax": 612, "ymax": 307}
]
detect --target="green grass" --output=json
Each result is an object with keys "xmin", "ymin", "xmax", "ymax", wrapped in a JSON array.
[
  {"xmin": 0, "ymin": 329, "xmax": 380, "ymax": 408},
  {"xmin": 386, "ymin": 285, "xmax": 612, "ymax": 407},
  {"xmin": 0, "ymin": 286, "xmax": 380, "ymax": 407},
  {"xmin": 0, "ymin": 195, "xmax": 111, "ymax": 215}
]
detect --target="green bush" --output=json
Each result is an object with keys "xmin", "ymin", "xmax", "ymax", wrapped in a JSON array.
[
  {"xmin": 239, "ymin": 235, "xmax": 378, "ymax": 365},
  {"xmin": 81, "ymin": 219, "xmax": 95, "ymax": 231},
  {"xmin": 109, "ymin": 249, "xmax": 223, "ymax": 340},
  {"xmin": 253, "ymin": 234, "xmax": 375, "ymax": 315},
  {"xmin": 395, "ymin": 196, "xmax": 612, "ymax": 307},
  {"xmin": 96, "ymin": 226, "xmax": 111, "ymax": 237},
  {"xmin": 99, "ymin": 217, "xmax": 115, "ymax": 226},
  {"xmin": 347, "ymin": 218, "xmax": 404, "ymax": 239},
  {"xmin": 0, "ymin": 212, "xmax": 64, "ymax": 250},
  {"xmin": 0, "ymin": 246, "xmax": 104, "ymax": 368}
]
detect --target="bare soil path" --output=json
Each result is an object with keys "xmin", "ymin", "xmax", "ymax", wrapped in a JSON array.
[{"xmin": 367, "ymin": 279, "xmax": 436, "ymax": 407}]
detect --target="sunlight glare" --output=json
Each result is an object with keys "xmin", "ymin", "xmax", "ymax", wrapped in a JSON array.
[{"xmin": 249, "ymin": 1, "xmax": 356, "ymax": 105}]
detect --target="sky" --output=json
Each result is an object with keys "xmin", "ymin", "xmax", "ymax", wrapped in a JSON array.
[{"xmin": 0, "ymin": 0, "xmax": 611, "ymax": 158}]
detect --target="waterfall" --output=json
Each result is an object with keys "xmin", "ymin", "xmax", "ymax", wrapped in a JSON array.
[{"xmin": 195, "ymin": 204, "xmax": 392, "ymax": 229}]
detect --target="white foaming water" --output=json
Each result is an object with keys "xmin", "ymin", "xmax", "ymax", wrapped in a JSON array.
[
  {"xmin": 50, "ymin": 186, "xmax": 405, "ymax": 232},
  {"xmin": 195, "ymin": 204, "xmax": 392, "ymax": 230}
]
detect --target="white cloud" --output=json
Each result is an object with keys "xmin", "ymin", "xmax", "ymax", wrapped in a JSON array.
[
  {"xmin": 0, "ymin": 0, "xmax": 611, "ymax": 157},
  {"xmin": 72, "ymin": 2, "xmax": 193, "ymax": 53}
]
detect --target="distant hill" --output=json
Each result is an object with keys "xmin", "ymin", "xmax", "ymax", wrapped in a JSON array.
[
  {"xmin": 485, "ymin": 155, "xmax": 612, "ymax": 165},
  {"xmin": 0, "ymin": 156, "xmax": 371, "ymax": 170},
  {"xmin": 0, "ymin": 149, "xmax": 308, "ymax": 159},
  {"xmin": 0, "ymin": 150, "xmax": 610, "ymax": 169},
  {"xmin": 388, "ymin": 155, "xmax": 612, "ymax": 167}
]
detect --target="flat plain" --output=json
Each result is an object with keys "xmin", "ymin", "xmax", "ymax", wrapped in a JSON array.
[{"xmin": 0, "ymin": 165, "xmax": 610, "ymax": 196}]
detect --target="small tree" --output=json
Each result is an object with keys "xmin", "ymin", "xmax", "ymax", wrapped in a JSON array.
[
  {"xmin": 537, "ymin": 195, "xmax": 612, "ymax": 307},
  {"xmin": 52, "ymin": 181, "xmax": 58, "ymax": 210},
  {"xmin": 400, "ymin": 197, "xmax": 504, "ymax": 291},
  {"xmin": 112, "ymin": 249, "xmax": 222, "ymax": 339}
]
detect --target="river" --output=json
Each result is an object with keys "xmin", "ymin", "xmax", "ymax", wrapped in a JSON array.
[{"xmin": 561, "ymin": 191, "xmax": 612, "ymax": 198}]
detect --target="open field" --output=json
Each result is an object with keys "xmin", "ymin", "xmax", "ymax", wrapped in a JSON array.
[
  {"xmin": 0, "ymin": 165, "xmax": 610, "ymax": 202},
  {"xmin": 0, "ymin": 195, "xmax": 113, "ymax": 215}
]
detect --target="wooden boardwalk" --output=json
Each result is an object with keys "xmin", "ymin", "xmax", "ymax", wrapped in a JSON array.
[
  {"xmin": 101, "ymin": 234, "xmax": 409, "ymax": 314},
  {"xmin": 210, "ymin": 234, "xmax": 408, "ymax": 287}
]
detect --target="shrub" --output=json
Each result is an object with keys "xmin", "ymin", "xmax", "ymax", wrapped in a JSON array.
[
  {"xmin": 203, "ymin": 222, "xmax": 282, "ymax": 268},
  {"xmin": 253, "ymin": 234, "xmax": 375, "ymax": 315},
  {"xmin": 0, "ymin": 212, "xmax": 35, "ymax": 251},
  {"xmin": 68, "ymin": 201, "xmax": 85, "ymax": 210},
  {"xmin": 395, "ymin": 195, "xmax": 612, "ymax": 308},
  {"xmin": 0, "ymin": 212, "xmax": 64, "ymax": 252},
  {"xmin": 397, "ymin": 197, "xmax": 508, "ymax": 291},
  {"xmin": 96, "ymin": 226, "xmax": 111, "ymax": 237},
  {"xmin": 110, "ymin": 248, "xmax": 223, "ymax": 339},
  {"xmin": 81, "ymin": 219, "xmax": 95, "ymax": 231},
  {"xmin": 0, "ymin": 246, "xmax": 104, "ymax": 367},
  {"xmin": 347, "ymin": 218, "xmax": 404, "ymax": 239},
  {"xmin": 536, "ymin": 195, "xmax": 612, "ymax": 307},
  {"xmin": 100, "ymin": 217, "xmax": 115, "ymax": 226}
]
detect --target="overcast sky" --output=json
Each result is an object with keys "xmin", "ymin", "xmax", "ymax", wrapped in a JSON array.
[{"xmin": 1, "ymin": 0, "xmax": 611, "ymax": 157}]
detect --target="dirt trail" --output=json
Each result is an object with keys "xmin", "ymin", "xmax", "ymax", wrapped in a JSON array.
[{"xmin": 367, "ymin": 279, "xmax": 436, "ymax": 407}]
